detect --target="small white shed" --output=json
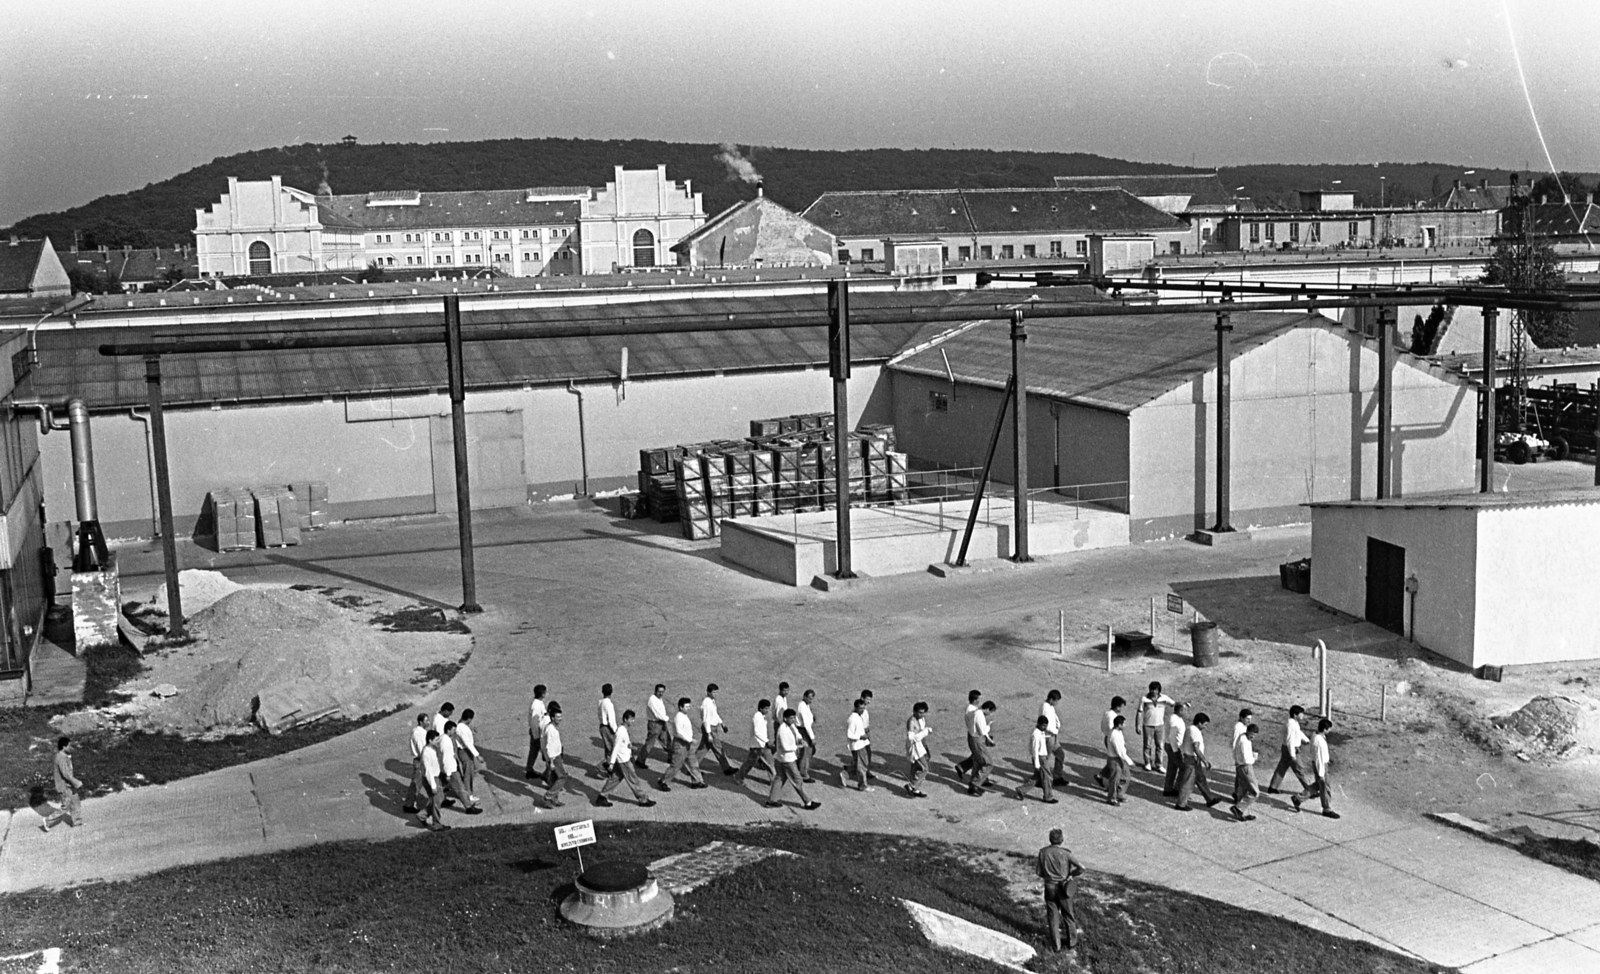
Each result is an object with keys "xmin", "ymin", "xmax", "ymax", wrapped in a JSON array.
[{"xmin": 1308, "ymin": 489, "xmax": 1600, "ymax": 669}]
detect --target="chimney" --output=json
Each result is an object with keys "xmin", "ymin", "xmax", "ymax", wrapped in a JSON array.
[
  {"xmin": 1541, "ymin": 194, "xmax": 1549, "ymax": 205},
  {"xmin": 1480, "ymin": 178, "xmax": 1489, "ymax": 191},
  {"xmin": 1453, "ymin": 179, "xmax": 1461, "ymax": 190},
  {"xmin": 756, "ymin": 180, "xmax": 764, "ymax": 198}
]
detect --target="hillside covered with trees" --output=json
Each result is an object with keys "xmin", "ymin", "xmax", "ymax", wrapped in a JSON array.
[{"xmin": 6, "ymin": 137, "xmax": 1594, "ymax": 251}]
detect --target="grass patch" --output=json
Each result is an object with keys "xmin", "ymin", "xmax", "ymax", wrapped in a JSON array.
[
  {"xmin": 371, "ymin": 605, "xmax": 471, "ymax": 635},
  {"xmin": 0, "ymin": 823, "xmax": 1450, "ymax": 974},
  {"xmin": 1511, "ymin": 833, "xmax": 1600, "ymax": 883},
  {"xmin": 81, "ymin": 644, "xmax": 146, "ymax": 706},
  {"xmin": 411, "ymin": 654, "xmax": 469, "ymax": 688}
]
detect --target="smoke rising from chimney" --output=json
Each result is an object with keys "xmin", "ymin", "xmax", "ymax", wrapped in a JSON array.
[{"xmin": 715, "ymin": 143, "xmax": 761, "ymax": 185}]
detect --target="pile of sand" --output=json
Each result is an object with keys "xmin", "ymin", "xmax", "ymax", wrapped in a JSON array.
[
  {"xmin": 1491, "ymin": 695, "xmax": 1600, "ymax": 760},
  {"xmin": 164, "ymin": 588, "xmax": 427, "ymax": 732},
  {"xmin": 154, "ymin": 569, "xmax": 245, "ymax": 616}
]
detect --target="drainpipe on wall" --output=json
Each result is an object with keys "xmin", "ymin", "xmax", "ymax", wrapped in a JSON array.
[
  {"xmin": 128, "ymin": 409, "xmax": 159, "ymax": 538},
  {"xmin": 565, "ymin": 380, "xmax": 590, "ymax": 497},
  {"xmin": 12, "ymin": 398, "xmax": 110, "ymax": 569}
]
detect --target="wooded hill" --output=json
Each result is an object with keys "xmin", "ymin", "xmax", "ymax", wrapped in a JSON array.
[{"xmin": 6, "ymin": 137, "xmax": 1587, "ymax": 250}]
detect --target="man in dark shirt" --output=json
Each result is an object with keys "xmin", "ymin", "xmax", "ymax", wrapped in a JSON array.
[{"xmin": 1035, "ymin": 828, "xmax": 1085, "ymax": 952}]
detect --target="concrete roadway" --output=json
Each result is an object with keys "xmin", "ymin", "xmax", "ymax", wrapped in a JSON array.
[{"xmin": 3, "ymin": 504, "xmax": 1598, "ymax": 973}]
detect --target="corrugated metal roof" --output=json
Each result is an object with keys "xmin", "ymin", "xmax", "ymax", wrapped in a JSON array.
[
  {"xmin": 1051, "ymin": 174, "xmax": 1235, "ymax": 208},
  {"xmin": 316, "ymin": 190, "xmax": 583, "ymax": 230},
  {"xmin": 34, "ymin": 289, "xmax": 1023, "ymax": 410},
  {"xmin": 890, "ymin": 309, "xmax": 1321, "ymax": 414},
  {"xmin": 802, "ymin": 187, "xmax": 1184, "ymax": 238}
]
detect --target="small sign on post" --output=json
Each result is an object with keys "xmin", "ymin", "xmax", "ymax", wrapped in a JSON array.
[
  {"xmin": 1166, "ymin": 594, "xmax": 1183, "ymax": 614},
  {"xmin": 555, "ymin": 819, "xmax": 597, "ymax": 871}
]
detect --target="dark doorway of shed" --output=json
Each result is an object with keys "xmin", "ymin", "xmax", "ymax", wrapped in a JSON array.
[
  {"xmin": 1365, "ymin": 537, "xmax": 1406, "ymax": 635},
  {"xmin": 430, "ymin": 410, "xmax": 527, "ymax": 513}
]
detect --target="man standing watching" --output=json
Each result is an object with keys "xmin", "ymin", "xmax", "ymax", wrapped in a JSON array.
[
  {"xmin": 844, "ymin": 698, "xmax": 872, "ymax": 791},
  {"xmin": 1163, "ymin": 703, "xmax": 1188, "ymax": 797},
  {"xmin": 1138, "ymin": 682, "xmax": 1175, "ymax": 772},
  {"xmin": 657, "ymin": 697, "xmax": 706, "ymax": 791},
  {"xmin": 767, "ymin": 709, "xmax": 821, "ymax": 811},
  {"xmin": 1174, "ymin": 712, "xmax": 1221, "ymax": 811},
  {"xmin": 735, "ymin": 699, "xmax": 776, "ymax": 783},
  {"xmin": 904, "ymin": 702, "xmax": 932, "ymax": 798},
  {"xmin": 638, "ymin": 684, "xmax": 670, "ymax": 771},
  {"xmin": 525, "ymin": 685, "xmax": 548, "ymax": 779},
  {"xmin": 1231, "ymin": 723, "xmax": 1261, "ymax": 822},
  {"xmin": 797, "ymin": 689, "xmax": 819, "ymax": 782},
  {"xmin": 40, "ymin": 736, "xmax": 84, "ymax": 832},
  {"xmin": 1036, "ymin": 828, "xmax": 1085, "ymax": 952},
  {"xmin": 1292, "ymin": 718, "xmax": 1341, "ymax": 819},
  {"xmin": 697, "ymin": 684, "xmax": 735, "ymax": 776},
  {"xmin": 1268, "ymin": 705, "xmax": 1313, "ymax": 795}
]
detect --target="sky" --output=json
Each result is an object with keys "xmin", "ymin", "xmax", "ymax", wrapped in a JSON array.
[{"xmin": 3, "ymin": 0, "xmax": 1599, "ymax": 227}]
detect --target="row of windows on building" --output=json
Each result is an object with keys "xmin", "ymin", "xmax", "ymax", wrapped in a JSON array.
[
  {"xmin": 371, "ymin": 251, "xmax": 575, "ymax": 266},
  {"xmin": 838, "ymin": 240, "xmax": 1090, "ymax": 263},
  {"xmin": 368, "ymin": 228, "xmax": 573, "ymax": 245},
  {"xmin": 1246, "ymin": 221, "xmax": 1363, "ymax": 244}
]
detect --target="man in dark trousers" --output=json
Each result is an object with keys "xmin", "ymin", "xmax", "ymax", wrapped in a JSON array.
[
  {"xmin": 1292, "ymin": 717, "xmax": 1342, "ymax": 819},
  {"xmin": 1036, "ymin": 828, "xmax": 1085, "ymax": 952},
  {"xmin": 1267, "ymin": 704, "xmax": 1314, "ymax": 794}
]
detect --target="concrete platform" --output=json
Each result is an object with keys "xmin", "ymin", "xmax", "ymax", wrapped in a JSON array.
[{"xmin": 719, "ymin": 498, "xmax": 1128, "ymax": 586}]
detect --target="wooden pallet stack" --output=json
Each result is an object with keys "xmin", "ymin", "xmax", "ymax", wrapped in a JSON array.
[
  {"xmin": 252, "ymin": 486, "xmax": 302, "ymax": 548},
  {"xmin": 195, "ymin": 488, "xmax": 258, "ymax": 552}
]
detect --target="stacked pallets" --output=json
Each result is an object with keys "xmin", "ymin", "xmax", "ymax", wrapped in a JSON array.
[
  {"xmin": 632, "ymin": 412, "xmax": 908, "ymax": 540},
  {"xmin": 193, "ymin": 481, "xmax": 331, "ymax": 552}
]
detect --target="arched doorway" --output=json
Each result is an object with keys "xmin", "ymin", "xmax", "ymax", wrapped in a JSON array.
[
  {"xmin": 631, "ymin": 228, "xmax": 655, "ymax": 268},
  {"xmin": 248, "ymin": 241, "xmax": 272, "ymax": 276}
]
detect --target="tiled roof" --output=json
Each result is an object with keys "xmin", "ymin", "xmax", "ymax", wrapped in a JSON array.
[
  {"xmin": 60, "ymin": 247, "xmax": 199, "ymax": 283},
  {"xmin": 802, "ymin": 188, "xmax": 1184, "ymax": 238},
  {"xmin": 0, "ymin": 239, "xmax": 47, "ymax": 293},
  {"xmin": 890, "ymin": 310, "xmax": 1322, "ymax": 413},
  {"xmin": 33, "ymin": 289, "xmax": 1015, "ymax": 409},
  {"xmin": 1051, "ymin": 174, "xmax": 1234, "ymax": 207},
  {"xmin": 1524, "ymin": 202, "xmax": 1600, "ymax": 237},
  {"xmin": 315, "ymin": 190, "xmax": 584, "ymax": 231},
  {"xmin": 1424, "ymin": 184, "xmax": 1514, "ymax": 210}
]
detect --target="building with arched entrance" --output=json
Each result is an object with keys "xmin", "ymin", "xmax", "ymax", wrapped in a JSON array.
[{"xmin": 578, "ymin": 166, "xmax": 705, "ymax": 273}]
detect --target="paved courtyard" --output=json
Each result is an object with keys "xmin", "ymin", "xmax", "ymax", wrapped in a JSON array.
[{"xmin": 2, "ymin": 502, "xmax": 1598, "ymax": 972}]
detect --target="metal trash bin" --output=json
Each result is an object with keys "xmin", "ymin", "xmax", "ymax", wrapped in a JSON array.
[{"xmin": 1190, "ymin": 621, "xmax": 1219, "ymax": 667}]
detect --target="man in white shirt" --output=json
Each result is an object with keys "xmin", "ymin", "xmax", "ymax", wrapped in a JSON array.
[
  {"xmin": 525, "ymin": 685, "xmax": 548, "ymax": 779},
  {"xmin": 1104, "ymin": 714, "xmax": 1133, "ymax": 805},
  {"xmin": 1232, "ymin": 708, "xmax": 1253, "ymax": 746},
  {"xmin": 954, "ymin": 690, "xmax": 984, "ymax": 781},
  {"xmin": 904, "ymin": 702, "xmax": 932, "ymax": 798},
  {"xmin": 1231, "ymin": 723, "xmax": 1261, "ymax": 821},
  {"xmin": 1017, "ymin": 715, "xmax": 1059, "ymax": 803},
  {"xmin": 844, "ymin": 698, "xmax": 872, "ymax": 791},
  {"xmin": 773, "ymin": 681, "xmax": 790, "ymax": 739},
  {"xmin": 405, "ymin": 713, "xmax": 430, "ymax": 813},
  {"xmin": 968, "ymin": 701, "xmax": 997, "ymax": 796},
  {"xmin": 638, "ymin": 684, "xmax": 670, "ymax": 771},
  {"xmin": 767, "ymin": 709, "xmax": 821, "ymax": 810},
  {"xmin": 454, "ymin": 709, "xmax": 482, "ymax": 803},
  {"xmin": 437, "ymin": 722, "xmax": 482, "ymax": 815},
  {"xmin": 735, "ymin": 700, "xmax": 776, "ymax": 783},
  {"xmin": 696, "ymin": 683, "xmax": 735, "ymax": 775},
  {"xmin": 433, "ymin": 702, "xmax": 455, "ymax": 737},
  {"xmin": 596, "ymin": 710, "xmax": 658, "ymax": 807},
  {"xmin": 416, "ymin": 730, "xmax": 449, "ymax": 831},
  {"xmin": 1292, "ymin": 718, "xmax": 1340, "ymax": 818},
  {"xmin": 858, "ymin": 689, "xmax": 879, "ymax": 782},
  {"xmin": 1267, "ymin": 705, "xmax": 1313, "ymax": 794},
  {"xmin": 597, "ymin": 684, "xmax": 619, "ymax": 775},
  {"xmin": 1092, "ymin": 696, "xmax": 1127, "ymax": 789},
  {"xmin": 796, "ymin": 689, "xmax": 818, "ymax": 782},
  {"xmin": 541, "ymin": 704, "xmax": 570, "ymax": 807},
  {"xmin": 657, "ymin": 697, "xmax": 707, "ymax": 791},
  {"xmin": 1041, "ymin": 690, "xmax": 1067, "ymax": 786},
  {"xmin": 1163, "ymin": 703, "xmax": 1188, "ymax": 797},
  {"xmin": 1173, "ymin": 711, "xmax": 1221, "ymax": 811},
  {"xmin": 1138, "ymin": 682, "xmax": 1176, "ymax": 772}
]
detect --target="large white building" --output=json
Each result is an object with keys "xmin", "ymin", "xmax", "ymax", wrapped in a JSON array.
[{"xmin": 195, "ymin": 166, "xmax": 704, "ymax": 278}]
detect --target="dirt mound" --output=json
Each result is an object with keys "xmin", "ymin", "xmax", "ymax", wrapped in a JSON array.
[
  {"xmin": 154, "ymin": 569, "xmax": 244, "ymax": 616},
  {"xmin": 165, "ymin": 588, "xmax": 428, "ymax": 731},
  {"xmin": 1491, "ymin": 695, "xmax": 1600, "ymax": 760}
]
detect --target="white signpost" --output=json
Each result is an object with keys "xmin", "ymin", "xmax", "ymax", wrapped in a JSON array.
[{"xmin": 554, "ymin": 819, "xmax": 597, "ymax": 871}]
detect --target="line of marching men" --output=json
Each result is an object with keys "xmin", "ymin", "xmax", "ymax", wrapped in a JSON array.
[{"xmin": 490, "ymin": 678, "xmax": 1342, "ymax": 821}]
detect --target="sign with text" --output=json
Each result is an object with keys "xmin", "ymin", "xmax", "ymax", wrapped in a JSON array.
[
  {"xmin": 554, "ymin": 820, "xmax": 596, "ymax": 851},
  {"xmin": 1166, "ymin": 594, "xmax": 1184, "ymax": 614}
]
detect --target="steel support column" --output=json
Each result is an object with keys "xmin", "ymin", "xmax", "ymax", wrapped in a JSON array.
[
  {"xmin": 1211, "ymin": 301, "xmax": 1234, "ymax": 533},
  {"xmin": 1377, "ymin": 305, "xmax": 1396, "ymax": 499},
  {"xmin": 444, "ymin": 296, "xmax": 482, "ymax": 613},
  {"xmin": 956, "ymin": 376, "xmax": 1015, "ymax": 568},
  {"xmin": 828, "ymin": 280, "xmax": 855, "ymax": 579},
  {"xmin": 1482, "ymin": 307, "xmax": 1498, "ymax": 493},
  {"xmin": 1010, "ymin": 310, "xmax": 1031, "ymax": 562},
  {"xmin": 144, "ymin": 356, "xmax": 184, "ymax": 639}
]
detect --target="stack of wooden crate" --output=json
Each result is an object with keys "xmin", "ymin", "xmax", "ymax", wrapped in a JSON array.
[
  {"xmin": 196, "ymin": 488, "xmax": 258, "ymax": 552},
  {"xmin": 285, "ymin": 481, "xmax": 330, "ymax": 531},
  {"xmin": 252, "ymin": 486, "xmax": 302, "ymax": 548}
]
